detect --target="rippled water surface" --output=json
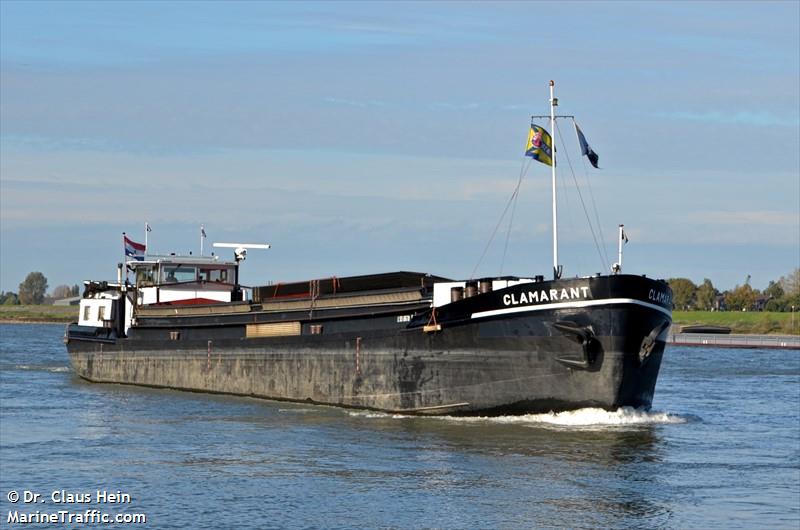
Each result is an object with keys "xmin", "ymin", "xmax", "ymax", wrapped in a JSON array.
[{"xmin": 1, "ymin": 324, "xmax": 798, "ymax": 529}]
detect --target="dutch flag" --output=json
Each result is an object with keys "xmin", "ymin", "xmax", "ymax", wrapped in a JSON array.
[{"xmin": 123, "ymin": 233, "xmax": 146, "ymax": 261}]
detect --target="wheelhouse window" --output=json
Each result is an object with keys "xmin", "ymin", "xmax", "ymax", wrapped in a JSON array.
[
  {"xmin": 198, "ymin": 267, "xmax": 231, "ymax": 283},
  {"xmin": 160, "ymin": 266, "xmax": 198, "ymax": 284},
  {"xmin": 135, "ymin": 266, "xmax": 157, "ymax": 287}
]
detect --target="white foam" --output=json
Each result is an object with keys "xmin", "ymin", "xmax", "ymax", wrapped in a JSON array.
[
  {"xmin": 347, "ymin": 407, "xmax": 688, "ymax": 428},
  {"xmin": 477, "ymin": 407, "xmax": 688, "ymax": 427},
  {"xmin": 347, "ymin": 410, "xmax": 410, "ymax": 419},
  {"xmin": 13, "ymin": 364, "xmax": 70, "ymax": 373}
]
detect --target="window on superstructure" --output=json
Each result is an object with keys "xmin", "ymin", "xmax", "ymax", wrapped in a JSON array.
[
  {"xmin": 199, "ymin": 268, "xmax": 230, "ymax": 283},
  {"xmin": 135, "ymin": 266, "xmax": 156, "ymax": 287},
  {"xmin": 83, "ymin": 306, "xmax": 91, "ymax": 321},
  {"xmin": 160, "ymin": 266, "xmax": 198, "ymax": 284}
]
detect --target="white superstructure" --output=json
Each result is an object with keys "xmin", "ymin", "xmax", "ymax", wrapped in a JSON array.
[{"xmin": 128, "ymin": 255, "xmax": 238, "ymax": 305}]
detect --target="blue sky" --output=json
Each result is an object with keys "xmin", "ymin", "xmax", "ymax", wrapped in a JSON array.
[{"xmin": 1, "ymin": 1, "xmax": 798, "ymax": 293}]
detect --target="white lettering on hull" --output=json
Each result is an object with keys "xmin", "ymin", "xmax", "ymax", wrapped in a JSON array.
[
  {"xmin": 503, "ymin": 286, "xmax": 590, "ymax": 308},
  {"xmin": 475, "ymin": 298, "xmax": 672, "ymax": 320},
  {"xmin": 648, "ymin": 289, "xmax": 672, "ymax": 306}
]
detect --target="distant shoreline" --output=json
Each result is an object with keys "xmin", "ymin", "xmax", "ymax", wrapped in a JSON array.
[
  {"xmin": 672, "ymin": 310, "xmax": 798, "ymax": 336},
  {"xmin": 0, "ymin": 305, "xmax": 77, "ymax": 325},
  {"xmin": 1, "ymin": 308, "xmax": 797, "ymax": 335},
  {"xmin": 668, "ymin": 331, "xmax": 799, "ymax": 349},
  {"xmin": 0, "ymin": 319, "xmax": 72, "ymax": 324}
]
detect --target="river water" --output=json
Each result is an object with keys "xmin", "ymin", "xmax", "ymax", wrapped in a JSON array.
[{"xmin": 1, "ymin": 323, "xmax": 798, "ymax": 529}]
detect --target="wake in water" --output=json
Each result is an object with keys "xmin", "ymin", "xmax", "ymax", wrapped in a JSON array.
[
  {"xmin": 470, "ymin": 407, "xmax": 689, "ymax": 427},
  {"xmin": 347, "ymin": 407, "xmax": 690, "ymax": 429},
  {"xmin": 10, "ymin": 364, "xmax": 71, "ymax": 373}
]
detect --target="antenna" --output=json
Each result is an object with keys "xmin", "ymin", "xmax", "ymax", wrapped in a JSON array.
[
  {"xmin": 549, "ymin": 80, "xmax": 560, "ymax": 279},
  {"xmin": 212, "ymin": 242, "xmax": 271, "ymax": 262},
  {"xmin": 612, "ymin": 224, "xmax": 628, "ymax": 274}
]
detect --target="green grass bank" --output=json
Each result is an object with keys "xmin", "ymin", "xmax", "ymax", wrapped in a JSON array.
[
  {"xmin": 672, "ymin": 311, "xmax": 799, "ymax": 335},
  {"xmin": 0, "ymin": 305, "xmax": 78, "ymax": 323}
]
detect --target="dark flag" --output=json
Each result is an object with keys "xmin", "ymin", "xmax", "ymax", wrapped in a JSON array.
[{"xmin": 575, "ymin": 123, "xmax": 599, "ymax": 168}]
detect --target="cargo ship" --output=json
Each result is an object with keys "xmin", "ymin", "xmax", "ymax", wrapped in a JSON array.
[{"xmin": 65, "ymin": 82, "xmax": 672, "ymax": 415}]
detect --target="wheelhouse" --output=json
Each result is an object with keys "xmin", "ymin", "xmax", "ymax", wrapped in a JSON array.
[{"xmin": 127, "ymin": 255, "xmax": 239, "ymax": 305}]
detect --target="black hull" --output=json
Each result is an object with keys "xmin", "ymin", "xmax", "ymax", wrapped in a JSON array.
[{"xmin": 66, "ymin": 274, "xmax": 672, "ymax": 415}]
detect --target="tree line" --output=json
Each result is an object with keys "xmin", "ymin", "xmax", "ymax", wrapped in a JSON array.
[
  {"xmin": 668, "ymin": 269, "xmax": 800, "ymax": 312},
  {"xmin": 0, "ymin": 272, "xmax": 79, "ymax": 305}
]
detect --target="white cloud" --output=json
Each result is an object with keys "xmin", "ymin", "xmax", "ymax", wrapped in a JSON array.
[
  {"xmin": 651, "ymin": 110, "xmax": 798, "ymax": 128},
  {"xmin": 689, "ymin": 210, "xmax": 798, "ymax": 226}
]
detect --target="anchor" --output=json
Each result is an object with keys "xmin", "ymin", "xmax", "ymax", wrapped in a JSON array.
[
  {"xmin": 639, "ymin": 320, "xmax": 671, "ymax": 367},
  {"xmin": 553, "ymin": 321, "xmax": 599, "ymax": 369}
]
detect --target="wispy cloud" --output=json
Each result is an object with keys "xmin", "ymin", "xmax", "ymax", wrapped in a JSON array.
[
  {"xmin": 652, "ymin": 110, "xmax": 798, "ymax": 127},
  {"xmin": 501, "ymin": 104, "xmax": 530, "ymax": 111},
  {"xmin": 689, "ymin": 210, "xmax": 798, "ymax": 226},
  {"xmin": 323, "ymin": 98, "xmax": 523, "ymax": 113},
  {"xmin": 323, "ymin": 97, "xmax": 386, "ymax": 108},
  {"xmin": 1, "ymin": 1, "xmax": 798, "ymax": 293},
  {"xmin": 429, "ymin": 102, "xmax": 481, "ymax": 111}
]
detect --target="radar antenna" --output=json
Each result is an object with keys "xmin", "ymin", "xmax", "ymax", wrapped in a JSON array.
[{"xmin": 212, "ymin": 242, "xmax": 271, "ymax": 262}]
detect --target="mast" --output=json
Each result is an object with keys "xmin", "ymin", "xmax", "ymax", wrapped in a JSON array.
[
  {"xmin": 549, "ymin": 80, "xmax": 560, "ymax": 279},
  {"xmin": 617, "ymin": 224, "xmax": 624, "ymax": 273}
]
